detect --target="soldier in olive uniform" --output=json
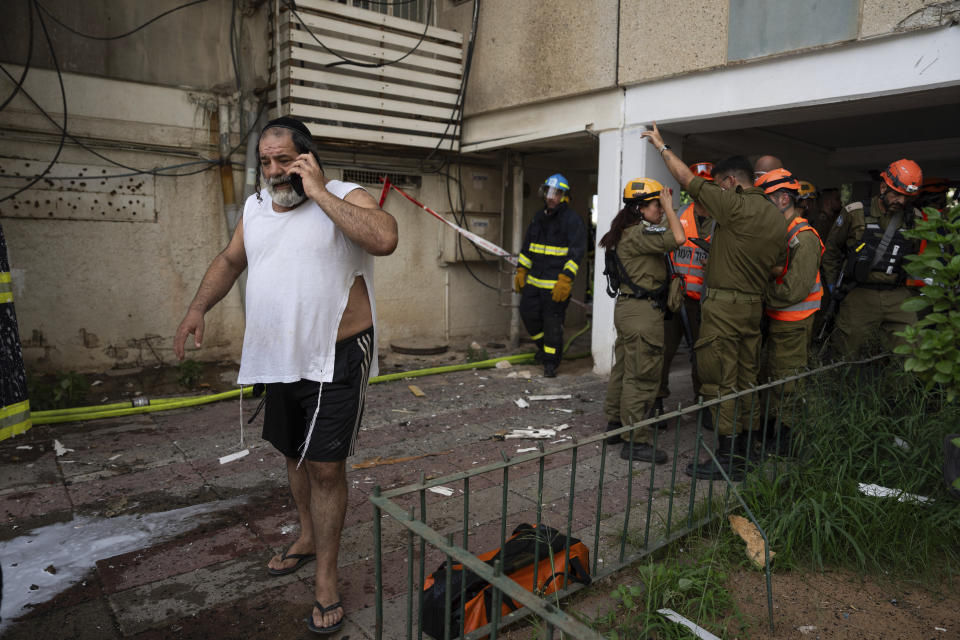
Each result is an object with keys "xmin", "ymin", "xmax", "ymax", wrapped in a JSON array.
[
  {"xmin": 642, "ymin": 123, "xmax": 788, "ymax": 481},
  {"xmin": 756, "ymin": 169, "xmax": 824, "ymax": 455},
  {"xmin": 601, "ymin": 178, "xmax": 685, "ymax": 463},
  {"xmin": 821, "ymin": 159, "xmax": 924, "ymax": 357}
]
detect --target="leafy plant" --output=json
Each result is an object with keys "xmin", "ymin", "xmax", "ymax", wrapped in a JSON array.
[
  {"xmin": 176, "ymin": 358, "xmax": 203, "ymax": 389},
  {"xmin": 895, "ymin": 203, "xmax": 960, "ymax": 401},
  {"xmin": 466, "ymin": 344, "xmax": 489, "ymax": 363},
  {"xmin": 26, "ymin": 370, "xmax": 90, "ymax": 410}
]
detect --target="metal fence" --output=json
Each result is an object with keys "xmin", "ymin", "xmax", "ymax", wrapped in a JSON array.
[{"xmin": 369, "ymin": 360, "xmax": 866, "ymax": 639}]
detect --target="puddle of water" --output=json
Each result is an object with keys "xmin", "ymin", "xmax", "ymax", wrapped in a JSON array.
[{"xmin": 0, "ymin": 497, "xmax": 246, "ymax": 629}]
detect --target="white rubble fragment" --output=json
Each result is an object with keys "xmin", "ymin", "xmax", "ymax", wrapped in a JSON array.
[
  {"xmin": 657, "ymin": 609, "xmax": 722, "ymax": 640},
  {"xmin": 514, "ymin": 398, "xmax": 530, "ymax": 409},
  {"xmin": 935, "ymin": 627, "xmax": 947, "ymax": 632},
  {"xmin": 552, "ymin": 408, "xmax": 574, "ymax": 413},
  {"xmin": 428, "ymin": 486, "xmax": 455, "ymax": 497},
  {"xmin": 797, "ymin": 626, "xmax": 817, "ymax": 635},
  {"xmin": 280, "ymin": 524, "xmax": 295, "ymax": 535},
  {"xmin": 858, "ymin": 482, "xmax": 930, "ymax": 504},
  {"xmin": 91, "ymin": 380, "xmax": 103, "ymax": 387},
  {"xmin": 53, "ymin": 440, "xmax": 74, "ymax": 457},
  {"xmin": 893, "ymin": 436, "xmax": 910, "ymax": 451},
  {"xmin": 515, "ymin": 447, "xmax": 538, "ymax": 454},
  {"xmin": 108, "ymin": 454, "xmax": 122, "ymax": 461},
  {"xmin": 528, "ymin": 394, "xmax": 572, "ymax": 401},
  {"xmin": 16, "ymin": 445, "xmax": 33, "ymax": 450},
  {"xmin": 218, "ymin": 449, "xmax": 249, "ymax": 465},
  {"xmin": 495, "ymin": 360, "xmax": 512, "ymax": 369},
  {"xmin": 517, "ymin": 370, "xmax": 532, "ymax": 378}
]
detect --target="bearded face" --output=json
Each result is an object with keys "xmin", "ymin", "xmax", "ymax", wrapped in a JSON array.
[
  {"xmin": 263, "ymin": 172, "xmax": 305, "ymax": 208},
  {"xmin": 880, "ymin": 185, "xmax": 907, "ymax": 215}
]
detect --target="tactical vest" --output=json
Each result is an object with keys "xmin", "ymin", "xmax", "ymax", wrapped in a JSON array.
[
  {"xmin": 766, "ymin": 217, "xmax": 823, "ymax": 321},
  {"xmin": 846, "ymin": 203, "xmax": 917, "ymax": 287},
  {"xmin": 668, "ymin": 203, "xmax": 710, "ymax": 300}
]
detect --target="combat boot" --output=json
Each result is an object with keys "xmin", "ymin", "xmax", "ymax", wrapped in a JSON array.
[
  {"xmin": 685, "ymin": 433, "xmax": 748, "ymax": 481},
  {"xmin": 543, "ymin": 361, "xmax": 557, "ymax": 378},
  {"xmin": 697, "ymin": 406, "xmax": 715, "ymax": 431},
  {"xmin": 620, "ymin": 441, "xmax": 667, "ymax": 464},
  {"xmin": 604, "ymin": 421, "xmax": 623, "ymax": 444},
  {"xmin": 760, "ymin": 417, "xmax": 793, "ymax": 457}
]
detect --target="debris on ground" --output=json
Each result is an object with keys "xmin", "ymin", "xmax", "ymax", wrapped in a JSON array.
[
  {"xmin": 657, "ymin": 608, "xmax": 721, "ymax": 640},
  {"xmin": 527, "ymin": 394, "xmax": 572, "ymax": 401},
  {"xmin": 53, "ymin": 440, "xmax": 74, "ymax": 457},
  {"xmin": 516, "ymin": 447, "xmax": 538, "ymax": 454},
  {"xmin": 428, "ymin": 486, "xmax": 455, "ymax": 497},
  {"xmin": 729, "ymin": 514, "xmax": 775, "ymax": 568},
  {"xmin": 858, "ymin": 482, "xmax": 930, "ymax": 504},
  {"xmin": 506, "ymin": 370, "xmax": 533, "ymax": 379},
  {"xmin": 408, "ymin": 384, "xmax": 426, "ymax": 397},
  {"xmin": 218, "ymin": 449, "xmax": 250, "ymax": 465},
  {"xmin": 495, "ymin": 360, "xmax": 512, "ymax": 369},
  {"xmin": 500, "ymin": 424, "xmax": 570, "ymax": 440},
  {"xmin": 514, "ymin": 398, "xmax": 530, "ymax": 409},
  {"xmin": 352, "ymin": 451, "xmax": 452, "ymax": 470},
  {"xmin": 797, "ymin": 625, "xmax": 817, "ymax": 634}
]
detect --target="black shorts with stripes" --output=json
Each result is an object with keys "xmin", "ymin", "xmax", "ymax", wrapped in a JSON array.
[{"xmin": 262, "ymin": 327, "xmax": 374, "ymax": 462}]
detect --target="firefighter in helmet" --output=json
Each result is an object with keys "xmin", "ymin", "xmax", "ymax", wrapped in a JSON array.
[{"xmin": 513, "ymin": 174, "xmax": 587, "ymax": 377}]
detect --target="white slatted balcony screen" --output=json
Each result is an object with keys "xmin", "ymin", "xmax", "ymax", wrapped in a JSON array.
[{"xmin": 272, "ymin": 0, "xmax": 463, "ymax": 151}]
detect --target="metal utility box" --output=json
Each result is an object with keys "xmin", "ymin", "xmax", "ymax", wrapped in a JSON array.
[{"xmin": 439, "ymin": 212, "xmax": 503, "ymax": 263}]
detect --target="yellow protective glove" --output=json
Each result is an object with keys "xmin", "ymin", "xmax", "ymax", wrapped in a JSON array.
[
  {"xmin": 551, "ymin": 274, "xmax": 573, "ymax": 302},
  {"xmin": 513, "ymin": 267, "xmax": 528, "ymax": 293}
]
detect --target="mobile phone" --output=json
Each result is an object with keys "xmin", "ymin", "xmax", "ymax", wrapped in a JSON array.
[{"xmin": 288, "ymin": 143, "xmax": 321, "ymax": 198}]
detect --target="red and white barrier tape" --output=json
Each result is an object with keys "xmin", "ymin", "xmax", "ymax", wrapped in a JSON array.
[{"xmin": 379, "ymin": 177, "xmax": 591, "ymax": 311}]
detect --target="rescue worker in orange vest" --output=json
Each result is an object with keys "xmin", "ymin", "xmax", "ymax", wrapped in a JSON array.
[
  {"xmin": 658, "ymin": 162, "xmax": 714, "ymax": 413},
  {"xmin": 513, "ymin": 174, "xmax": 587, "ymax": 377},
  {"xmin": 822, "ymin": 159, "xmax": 924, "ymax": 357},
  {"xmin": 756, "ymin": 169, "xmax": 823, "ymax": 455}
]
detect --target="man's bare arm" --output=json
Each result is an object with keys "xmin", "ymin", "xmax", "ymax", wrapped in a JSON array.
[
  {"xmin": 173, "ymin": 220, "xmax": 247, "ymax": 360},
  {"xmin": 641, "ymin": 121, "xmax": 695, "ymax": 190},
  {"xmin": 315, "ymin": 187, "xmax": 399, "ymax": 256},
  {"xmin": 291, "ymin": 152, "xmax": 399, "ymax": 256}
]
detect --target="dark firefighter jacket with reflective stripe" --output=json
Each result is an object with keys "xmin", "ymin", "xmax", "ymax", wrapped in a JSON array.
[{"xmin": 517, "ymin": 203, "xmax": 587, "ymax": 289}]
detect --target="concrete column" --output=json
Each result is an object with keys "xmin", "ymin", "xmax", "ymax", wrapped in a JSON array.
[{"xmin": 591, "ymin": 125, "xmax": 683, "ymax": 375}]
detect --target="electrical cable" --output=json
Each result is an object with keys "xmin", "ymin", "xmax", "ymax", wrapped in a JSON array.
[
  {"xmin": 35, "ymin": 0, "xmax": 210, "ymax": 41},
  {"xmin": 283, "ymin": 0, "xmax": 434, "ymax": 69},
  {"xmin": 0, "ymin": 0, "xmax": 34, "ymax": 113},
  {"xmin": 1, "ymin": 1, "xmax": 67, "ymax": 204},
  {"xmin": 0, "ymin": 81, "xmax": 267, "ymax": 181}
]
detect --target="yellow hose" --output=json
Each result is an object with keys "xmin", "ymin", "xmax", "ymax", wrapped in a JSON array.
[{"xmin": 31, "ymin": 321, "xmax": 591, "ymax": 425}]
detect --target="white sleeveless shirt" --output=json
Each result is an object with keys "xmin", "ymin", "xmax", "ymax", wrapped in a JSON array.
[{"xmin": 237, "ymin": 181, "xmax": 379, "ymax": 384}]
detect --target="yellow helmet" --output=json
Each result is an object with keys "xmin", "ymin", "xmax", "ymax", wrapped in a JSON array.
[
  {"xmin": 797, "ymin": 180, "xmax": 816, "ymax": 199},
  {"xmin": 622, "ymin": 177, "xmax": 663, "ymax": 204}
]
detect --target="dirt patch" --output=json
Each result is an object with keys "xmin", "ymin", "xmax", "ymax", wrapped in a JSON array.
[
  {"xmin": 499, "ymin": 567, "xmax": 959, "ymax": 639},
  {"xmin": 728, "ymin": 567, "xmax": 959, "ymax": 639}
]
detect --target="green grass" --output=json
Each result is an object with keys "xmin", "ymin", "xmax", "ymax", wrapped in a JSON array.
[{"xmin": 739, "ymin": 363, "xmax": 960, "ymax": 581}]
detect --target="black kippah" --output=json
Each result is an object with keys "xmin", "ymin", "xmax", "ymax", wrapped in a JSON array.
[{"xmin": 261, "ymin": 116, "xmax": 312, "ymax": 138}]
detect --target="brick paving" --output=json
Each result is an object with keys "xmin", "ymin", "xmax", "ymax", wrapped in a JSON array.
[{"xmin": 0, "ymin": 351, "xmax": 708, "ymax": 639}]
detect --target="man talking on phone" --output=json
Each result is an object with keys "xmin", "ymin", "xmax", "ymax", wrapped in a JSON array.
[{"xmin": 174, "ymin": 116, "xmax": 398, "ymax": 635}]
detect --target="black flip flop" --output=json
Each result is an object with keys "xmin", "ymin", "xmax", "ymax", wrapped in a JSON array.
[
  {"xmin": 306, "ymin": 600, "xmax": 344, "ymax": 635},
  {"xmin": 267, "ymin": 548, "xmax": 316, "ymax": 576},
  {"xmin": 945, "ymin": 434, "xmax": 960, "ymax": 501}
]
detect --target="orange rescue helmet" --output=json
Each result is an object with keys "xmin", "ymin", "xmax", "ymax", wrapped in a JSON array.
[
  {"xmin": 689, "ymin": 162, "xmax": 714, "ymax": 181},
  {"xmin": 881, "ymin": 159, "xmax": 922, "ymax": 195},
  {"xmin": 754, "ymin": 168, "xmax": 800, "ymax": 194}
]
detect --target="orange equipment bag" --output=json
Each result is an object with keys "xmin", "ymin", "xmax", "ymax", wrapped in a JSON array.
[{"xmin": 421, "ymin": 523, "xmax": 591, "ymax": 639}]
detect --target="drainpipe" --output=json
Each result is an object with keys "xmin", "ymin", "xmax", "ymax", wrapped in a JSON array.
[
  {"xmin": 509, "ymin": 158, "xmax": 524, "ymax": 348},
  {"xmin": 243, "ymin": 103, "xmax": 266, "ymax": 202}
]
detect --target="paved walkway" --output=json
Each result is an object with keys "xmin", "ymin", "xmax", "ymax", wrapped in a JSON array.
[{"xmin": 0, "ymin": 353, "xmax": 704, "ymax": 639}]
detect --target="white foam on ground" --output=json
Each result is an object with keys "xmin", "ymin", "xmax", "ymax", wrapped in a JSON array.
[{"xmin": 0, "ymin": 497, "xmax": 246, "ymax": 630}]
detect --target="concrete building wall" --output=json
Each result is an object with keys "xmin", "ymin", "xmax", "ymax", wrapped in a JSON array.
[
  {"xmin": 0, "ymin": 69, "xmax": 245, "ymax": 372},
  {"xmin": 459, "ymin": 0, "xmax": 618, "ymax": 116}
]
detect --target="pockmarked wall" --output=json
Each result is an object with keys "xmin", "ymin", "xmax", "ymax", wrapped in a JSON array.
[{"xmin": 0, "ymin": 70, "xmax": 245, "ymax": 373}]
